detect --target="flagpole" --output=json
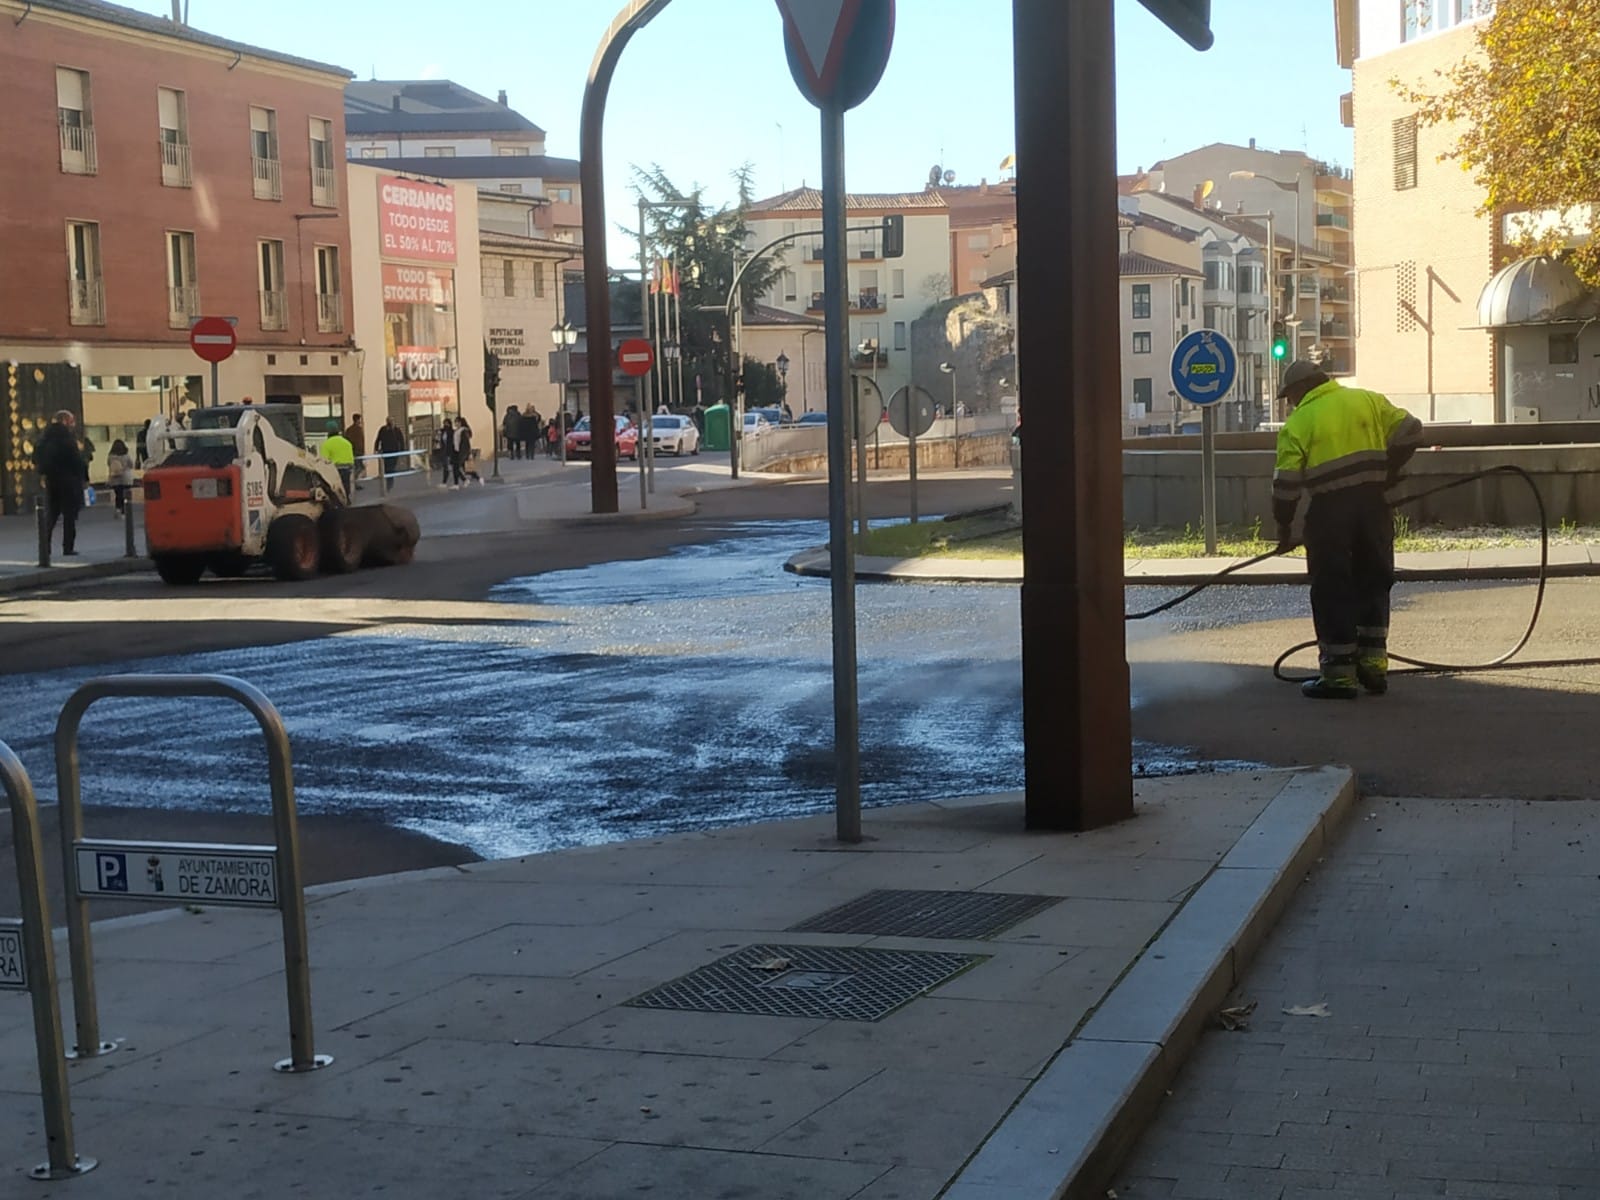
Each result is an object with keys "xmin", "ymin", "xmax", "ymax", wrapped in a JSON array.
[{"xmin": 672, "ymin": 250, "xmax": 685, "ymax": 411}]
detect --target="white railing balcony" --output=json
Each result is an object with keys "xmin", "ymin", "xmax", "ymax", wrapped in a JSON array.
[
  {"xmin": 59, "ymin": 121, "xmax": 97, "ymax": 174},
  {"xmin": 168, "ymin": 285, "xmax": 200, "ymax": 328},
  {"xmin": 317, "ymin": 291, "xmax": 343, "ymax": 333},
  {"xmin": 253, "ymin": 155, "xmax": 282, "ymax": 201},
  {"xmin": 260, "ymin": 289, "xmax": 287, "ymax": 331},
  {"xmin": 160, "ymin": 139, "xmax": 192, "ymax": 188},
  {"xmin": 69, "ymin": 278, "xmax": 105, "ymax": 326},
  {"xmin": 311, "ymin": 166, "xmax": 336, "ymax": 207}
]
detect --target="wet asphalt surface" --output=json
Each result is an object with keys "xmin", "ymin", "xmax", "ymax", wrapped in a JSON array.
[{"xmin": 0, "ymin": 517, "xmax": 1275, "ymax": 860}]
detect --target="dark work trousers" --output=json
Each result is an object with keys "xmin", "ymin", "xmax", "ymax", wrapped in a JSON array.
[
  {"xmin": 1302, "ymin": 483, "xmax": 1395, "ymax": 665},
  {"xmin": 45, "ymin": 482, "xmax": 82, "ymax": 554}
]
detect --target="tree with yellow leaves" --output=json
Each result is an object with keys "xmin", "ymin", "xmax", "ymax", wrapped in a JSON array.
[{"xmin": 1397, "ymin": 0, "xmax": 1600, "ymax": 285}]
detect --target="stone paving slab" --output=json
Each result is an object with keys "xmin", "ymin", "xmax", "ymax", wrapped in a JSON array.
[{"xmin": 1, "ymin": 768, "xmax": 1352, "ymax": 1198}]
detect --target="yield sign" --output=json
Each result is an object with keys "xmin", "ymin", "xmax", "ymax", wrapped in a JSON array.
[{"xmin": 775, "ymin": 0, "xmax": 866, "ymax": 100}]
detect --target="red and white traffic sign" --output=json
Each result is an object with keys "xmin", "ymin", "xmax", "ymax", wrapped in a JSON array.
[
  {"xmin": 617, "ymin": 338, "xmax": 655, "ymax": 378},
  {"xmin": 776, "ymin": 0, "xmax": 894, "ymax": 109},
  {"xmin": 189, "ymin": 316, "xmax": 237, "ymax": 364}
]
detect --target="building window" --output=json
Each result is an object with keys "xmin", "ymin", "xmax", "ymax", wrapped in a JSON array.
[
  {"xmin": 533, "ymin": 261, "xmax": 546, "ymax": 298},
  {"xmin": 967, "ymin": 232, "xmax": 991, "ymax": 252},
  {"xmin": 893, "ymin": 321, "xmax": 907, "ymax": 351},
  {"xmin": 1393, "ymin": 115, "xmax": 1419, "ymax": 190},
  {"xmin": 56, "ymin": 67, "xmax": 96, "ymax": 175},
  {"xmin": 423, "ymin": 146, "xmax": 456, "ymax": 158},
  {"xmin": 1131, "ymin": 283, "xmax": 1151, "ymax": 319},
  {"xmin": 359, "ymin": 146, "xmax": 388, "ymax": 159},
  {"xmin": 250, "ymin": 106, "xmax": 280, "ymax": 200},
  {"xmin": 315, "ymin": 245, "xmax": 341, "ymax": 332},
  {"xmin": 166, "ymin": 230, "xmax": 199, "ymax": 328},
  {"xmin": 783, "ymin": 270, "xmax": 797, "ymax": 302},
  {"xmin": 1133, "ymin": 377, "xmax": 1153, "ymax": 410},
  {"xmin": 258, "ymin": 239, "xmax": 286, "ymax": 331},
  {"xmin": 499, "ymin": 183, "xmax": 524, "ymax": 193},
  {"xmin": 1549, "ymin": 332, "xmax": 1579, "ymax": 365},
  {"xmin": 157, "ymin": 86, "xmax": 191, "ymax": 187},
  {"xmin": 551, "ymin": 187, "xmax": 573, "ymax": 203},
  {"xmin": 1179, "ymin": 278, "xmax": 1192, "ymax": 307},
  {"xmin": 502, "ymin": 258, "xmax": 516, "ymax": 298},
  {"xmin": 497, "ymin": 146, "xmax": 530, "ymax": 156},
  {"xmin": 858, "ymin": 268, "xmax": 880, "ymax": 310},
  {"xmin": 310, "ymin": 118, "xmax": 336, "ymax": 206},
  {"xmin": 65, "ymin": 220, "xmax": 104, "ymax": 326},
  {"xmin": 892, "ymin": 268, "xmax": 905, "ymax": 298},
  {"xmin": 1132, "ymin": 331, "xmax": 1151, "ymax": 355}
]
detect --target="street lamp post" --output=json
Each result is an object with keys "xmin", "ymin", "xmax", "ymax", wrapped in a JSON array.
[
  {"xmin": 1231, "ymin": 169, "xmax": 1307, "ymax": 410},
  {"xmin": 776, "ymin": 351, "xmax": 789, "ymax": 419},
  {"xmin": 551, "ymin": 321, "xmax": 577, "ymax": 465}
]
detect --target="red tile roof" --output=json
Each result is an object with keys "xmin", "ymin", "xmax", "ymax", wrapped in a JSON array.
[
  {"xmin": 1119, "ymin": 252, "xmax": 1201, "ymax": 277},
  {"xmin": 748, "ymin": 187, "xmax": 948, "ymax": 213}
]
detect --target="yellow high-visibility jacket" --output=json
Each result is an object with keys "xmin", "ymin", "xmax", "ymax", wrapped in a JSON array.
[
  {"xmin": 1272, "ymin": 380, "xmax": 1423, "ymax": 525},
  {"xmin": 320, "ymin": 434, "xmax": 355, "ymax": 467}
]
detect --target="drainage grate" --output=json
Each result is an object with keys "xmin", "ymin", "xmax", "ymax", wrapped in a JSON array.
[
  {"xmin": 626, "ymin": 943, "xmax": 983, "ymax": 1022},
  {"xmin": 788, "ymin": 889, "xmax": 1062, "ymax": 940}
]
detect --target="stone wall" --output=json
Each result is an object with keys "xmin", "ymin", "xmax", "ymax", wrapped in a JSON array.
[{"xmin": 757, "ymin": 432, "xmax": 1012, "ymax": 476}]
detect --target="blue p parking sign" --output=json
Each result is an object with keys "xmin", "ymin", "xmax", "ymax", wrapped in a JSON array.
[
  {"xmin": 95, "ymin": 851, "xmax": 128, "ymax": 893},
  {"xmin": 1170, "ymin": 329, "xmax": 1237, "ymax": 407}
]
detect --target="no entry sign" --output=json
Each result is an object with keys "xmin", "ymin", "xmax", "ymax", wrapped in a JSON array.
[
  {"xmin": 617, "ymin": 338, "xmax": 655, "ymax": 378},
  {"xmin": 189, "ymin": 316, "xmax": 237, "ymax": 364}
]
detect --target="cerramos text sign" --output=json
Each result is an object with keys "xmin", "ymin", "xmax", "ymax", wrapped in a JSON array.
[
  {"xmin": 379, "ymin": 176, "xmax": 458, "ymax": 264},
  {"xmin": 75, "ymin": 840, "xmax": 279, "ymax": 910}
]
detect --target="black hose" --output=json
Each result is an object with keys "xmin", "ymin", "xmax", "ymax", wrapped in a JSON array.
[{"xmin": 1126, "ymin": 464, "xmax": 1600, "ymax": 682}]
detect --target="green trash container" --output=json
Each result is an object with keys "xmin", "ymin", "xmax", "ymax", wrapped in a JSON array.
[{"xmin": 703, "ymin": 403, "xmax": 731, "ymax": 451}]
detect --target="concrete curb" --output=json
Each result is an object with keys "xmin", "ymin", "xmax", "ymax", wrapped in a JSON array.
[
  {"xmin": 783, "ymin": 546, "xmax": 1600, "ymax": 586},
  {"xmin": 0, "ymin": 555, "xmax": 151, "ymax": 595},
  {"xmin": 943, "ymin": 765, "xmax": 1359, "ymax": 1200}
]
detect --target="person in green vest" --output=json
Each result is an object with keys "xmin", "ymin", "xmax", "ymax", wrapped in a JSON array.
[{"xmin": 320, "ymin": 419, "xmax": 355, "ymax": 498}]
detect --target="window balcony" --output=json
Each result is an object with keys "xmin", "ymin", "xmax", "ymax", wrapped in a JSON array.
[
  {"xmin": 259, "ymin": 289, "xmax": 287, "ymax": 331},
  {"xmin": 1320, "ymin": 285, "xmax": 1352, "ymax": 304},
  {"xmin": 59, "ymin": 120, "xmax": 97, "ymax": 175},
  {"xmin": 69, "ymin": 278, "xmax": 105, "ymax": 326},
  {"xmin": 851, "ymin": 349, "xmax": 888, "ymax": 368},
  {"xmin": 168, "ymin": 285, "xmax": 200, "ymax": 328},
  {"xmin": 853, "ymin": 291, "xmax": 885, "ymax": 313},
  {"xmin": 853, "ymin": 246, "xmax": 880, "ymax": 261},
  {"xmin": 317, "ymin": 291, "xmax": 343, "ymax": 333},
  {"xmin": 804, "ymin": 246, "xmax": 826, "ymax": 263},
  {"xmin": 1320, "ymin": 320, "xmax": 1352, "ymax": 339},
  {"xmin": 253, "ymin": 155, "xmax": 282, "ymax": 201},
  {"xmin": 311, "ymin": 166, "xmax": 337, "ymax": 207},
  {"xmin": 807, "ymin": 291, "xmax": 826, "ymax": 312},
  {"xmin": 160, "ymin": 138, "xmax": 192, "ymax": 188},
  {"xmin": 1315, "ymin": 211, "xmax": 1351, "ymax": 230}
]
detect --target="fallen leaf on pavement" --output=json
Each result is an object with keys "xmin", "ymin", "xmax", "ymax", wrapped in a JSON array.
[
  {"xmin": 1216, "ymin": 1001, "xmax": 1257, "ymax": 1031},
  {"xmin": 753, "ymin": 957, "xmax": 792, "ymax": 972},
  {"xmin": 1282, "ymin": 1002, "xmax": 1332, "ymax": 1018}
]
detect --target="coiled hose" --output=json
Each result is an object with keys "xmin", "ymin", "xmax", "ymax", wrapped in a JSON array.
[{"xmin": 1125, "ymin": 465, "xmax": 1600, "ymax": 683}]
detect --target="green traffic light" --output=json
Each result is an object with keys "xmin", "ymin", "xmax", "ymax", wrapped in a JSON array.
[{"xmin": 1272, "ymin": 342, "xmax": 1288, "ymax": 360}]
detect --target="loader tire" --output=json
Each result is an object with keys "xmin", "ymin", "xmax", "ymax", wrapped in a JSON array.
[
  {"xmin": 267, "ymin": 514, "xmax": 320, "ymax": 582},
  {"xmin": 208, "ymin": 552, "xmax": 251, "ymax": 579},
  {"xmin": 319, "ymin": 510, "xmax": 364, "ymax": 574},
  {"xmin": 154, "ymin": 553, "xmax": 206, "ymax": 586}
]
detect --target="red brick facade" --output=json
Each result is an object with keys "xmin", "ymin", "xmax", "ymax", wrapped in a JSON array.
[{"xmin": 0, "ymin": 6, "xmax": 352, "ymax": 349}]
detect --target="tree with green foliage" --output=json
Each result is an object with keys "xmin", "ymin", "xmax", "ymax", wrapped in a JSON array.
[
  {"xmin": 1397, "ymin": 0, "xmax": 1600, "ymax": 284},
  {"xmin": 629, "ymin": 164, "xmax": 786, "ymax": 406}
]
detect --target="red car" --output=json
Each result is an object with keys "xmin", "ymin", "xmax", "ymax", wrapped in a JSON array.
[{"xmin": 565, "ymin": 415, "xmax": 639, "ymax": 460}]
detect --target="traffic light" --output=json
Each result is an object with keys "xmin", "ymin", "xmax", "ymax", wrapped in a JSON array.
[
  {"xmin": 483, "ymin": 349, "xmax": 501, "ymax": 410},
  {"xmin": 1271, "ymin": 319, "xmax": 1289, "ymax": 361},
  {"xmin": 882, "ymin": 214, "xmax": 904, "ymax": 259}
]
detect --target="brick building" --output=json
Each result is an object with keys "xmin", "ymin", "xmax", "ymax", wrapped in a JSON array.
[{"xmin": 0, "ymin": 0, "xmax": 358, "ymax": 459}]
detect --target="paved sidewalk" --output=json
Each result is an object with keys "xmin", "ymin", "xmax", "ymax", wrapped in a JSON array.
[
  {"xmin": 1, "ymin": 769, "xmax": 1352, "ymax": 1198},
  {"xmin": 0, "ymin": 503, "xmax": 146, "ymax": 594},
  {"xmin": 1113, "ymin": 796, "xmax": 1600, "ymax": 1198}
]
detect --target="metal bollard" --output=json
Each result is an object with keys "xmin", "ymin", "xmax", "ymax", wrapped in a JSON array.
[
  {"xmin": 35, "ymin": 495, "xmax": 49, "ymax": 569},
  {"xmin": 1, "ymin": 741, "xmax": 97, "ymax": 1180},
  {"xmin": 123, "ymin": 493, "xmax": 137, "ymax": 558}
]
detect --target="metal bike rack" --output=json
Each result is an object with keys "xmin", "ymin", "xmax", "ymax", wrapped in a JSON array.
[
  {"xmin": 55, "ymin": 674, "xmax": 331, "ymax": 1074},
  {"xmin": 0, "ymin": 740, "xmax": 96, "ymax": 1180}
]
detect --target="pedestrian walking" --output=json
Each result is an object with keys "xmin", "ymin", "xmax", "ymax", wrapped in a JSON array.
[
  {"xmin": 1272, "ymin": 360, "xmax": 1424, "ymax": 700},
  {"xmin": 375, "ymin": 417, "xmax": 406, "ymax": 486},
  {"xmin": 136, "ymin": 418, "xmax": 151, "ymax": 467},
  {"xmin": 437, "ymin": 419, "xmax": 457, "ymax": 486},
  {"xmin": 344, "ymin": 413, "xmax": 366, "ymax": 488},
  {"xmin": 546, "ymin": 418, "xmax": 560, "ymax": 458},
  {"xmin": 320, "ymin": 420, "xmax": 355, "ymax": 497},
  {"xmin": 456, "ymin": 419, "xmax": 480, "ymax": 484},
  {"xmin": 105, "ymin": 438, "xmax": 135, "ymax": 515},
  {"xmin": 32, "ymin": 409, "xmax": 89, "ymax": 556},
  {"xmin": 502, "ymin": 405, "xmax": 522, "ymax": 460},
  {"xmin": 523, "ymin": 409, "xmax": 542, "ymax": 461}
]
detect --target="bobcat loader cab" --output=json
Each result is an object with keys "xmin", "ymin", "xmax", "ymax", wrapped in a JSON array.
[{"xmin": 143, "ymin": 402, "xmax": 418, "ymax": 585}]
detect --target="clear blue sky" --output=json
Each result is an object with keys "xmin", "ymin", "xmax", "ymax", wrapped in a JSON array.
[{"xmin": 125, "ymin": 0, "xmax": 1352, "ymax": 259}]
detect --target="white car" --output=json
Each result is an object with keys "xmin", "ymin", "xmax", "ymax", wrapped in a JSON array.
[
  {"xmin": 742, "ymin": 412, "xmax": 773, "ymax": 438},
  {"xmin": 649, "ymin": 414, "xmax": 700, "ymax": 456}
]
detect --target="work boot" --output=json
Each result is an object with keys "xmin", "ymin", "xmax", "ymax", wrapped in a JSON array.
[
  {"xmin": 1302, "ymin": 652, "xmax": 1359, "ymax": 701},
  {"xmin": 1357, "ymin": 658, "xmax": 1389, "ymax": 696}
]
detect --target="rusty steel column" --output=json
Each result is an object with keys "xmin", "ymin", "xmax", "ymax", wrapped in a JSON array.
[
  {"xmin": 579, "ymin": 0, "xmax": 673, "ymax": 514},
  {"xmin": 1013, "ymin": 0, "xmax": 1133, "ymax": 830}
]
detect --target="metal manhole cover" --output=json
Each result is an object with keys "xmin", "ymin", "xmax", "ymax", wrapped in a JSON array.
[
  {"xmin": 626, "ymin": 943, "xmax": 983, "ymax": 1022},
  {"xmin": 788, "ymin": 889, "xmax": 1062, "ymax": 940}
]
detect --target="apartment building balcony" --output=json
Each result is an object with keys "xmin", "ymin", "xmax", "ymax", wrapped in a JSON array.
[
  {"xmin": 69, "ymin": 278, "xmax": 105, "ymax": 326},
  {"xmin": 259, "ymin": 289, "xmax": 287, "ymax": 332},
  {"xmin": 807, "ymin": 291, "xmax": 826, "ymax": 312},
  {"xmin": 253, "ymin": 155, "xmax": 282, "ymax": 201},
  {"xmin": 316, "ymin": 291, "xmax": 343, "ymax": 333},
  {"xmin": 852, "ymin": 246, "xmax": 881, "ymax": 262},
  {"xmin": 1315, "ymin": 211, "xmax": 1351, "ymax": 231},
  {"xmin": 59, "ymin": 121, "xmax": 97, "ymax": 175},
  {"xmin": 1314, "ymin": 239, "xmax": 1351, "ymax": 265},
  {"xmin": 160, "ymin": 139, "xmax": 192, "ymax": 188},
  {"xmin": 1320, "ymin": 320, "xmax": 1352, "ymax": 339},
  {"xmin": 852, "ymin": 291, "xmax": 885, "ymax": 313},
  {"xmin": 804, "ymin": 246, "xmax": 826, "ymax": 263},
  {"xmin": 1320, "ymin": 284, "xmax": 1352, "ymax": 304},
  {"xmin": 851, "ymin": 349, "xmax": 889, "ymax": 368},
  {"xmin": 168, "ymin": 285, "xmax": 200, "ymax": 328},
  {"xmin": 311, "ymin": 166, "xmax": 337, "ymax": 207}
]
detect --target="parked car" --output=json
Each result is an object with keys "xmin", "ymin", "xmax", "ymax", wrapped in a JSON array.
[
  {"xmin": 742, "ymin": 412, "xmax": 773, "ymax": 437},
  {"xmin": 649, "ymin": 414, "xmax": 700, "ymax": 456},
  {"xmin": 794, "ymin": 411, "xmax": 829, "ymax": 427},
  {"xmin": 565, "ymin": 415, "xmax": 639, "ymax": 460},
  {"xmin": 751, "ymin": 406, "xmax": 786, "ymax": 427}
]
